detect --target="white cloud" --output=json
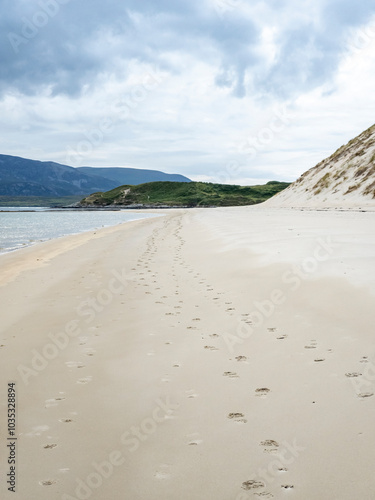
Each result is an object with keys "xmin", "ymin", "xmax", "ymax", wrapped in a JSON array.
[{"xmin": 0, "ymin": 1, "xmax": 374, "ymax": 184}]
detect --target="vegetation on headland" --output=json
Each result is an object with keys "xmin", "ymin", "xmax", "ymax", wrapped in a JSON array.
[{"xmin": 79, "ymin": 181, "xmax": 291, "ymax": 208}]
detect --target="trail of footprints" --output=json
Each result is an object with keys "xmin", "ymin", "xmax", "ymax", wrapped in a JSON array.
[
  {"xmin": 40, "ymin": 323, "xmax": 98, "ymax": 487},
  {"xmin": 139, "ymin": 216, "xmax": 294, "ymax": 494},
  {"xmin": 45, "ymin": 214, "xmax": 371, "ymax": 493}
]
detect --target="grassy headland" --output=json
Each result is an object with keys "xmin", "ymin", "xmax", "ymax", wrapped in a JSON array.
[{"xmin": 79, "ymin": 181, "xmax": 290, "ymax": 208}]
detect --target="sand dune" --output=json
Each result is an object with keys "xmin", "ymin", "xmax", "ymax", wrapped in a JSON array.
[
  {"xmin": 266, "ymin": 124, "xmax": 375, "ymax": 209},
  {"xmin": 0, "ymin": 207, "xmax": 374, "ymax": 499}
]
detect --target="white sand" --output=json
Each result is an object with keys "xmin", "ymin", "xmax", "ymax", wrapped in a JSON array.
[{"xmin": 0, "ymin": 206, "xmax": 375, "ymax": 499}]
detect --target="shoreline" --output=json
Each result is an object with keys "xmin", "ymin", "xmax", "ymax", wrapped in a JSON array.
[
  {"xmin": 0, "ymin": 209, "xmax": 166, "ymax": 257},
  {"xmin": 0, "ymin": 206, "xmax": 374, "ymax": 499}
]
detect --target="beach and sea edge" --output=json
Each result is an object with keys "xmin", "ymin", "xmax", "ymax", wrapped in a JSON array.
[{"xmin": 1, "ymin": 206, "xmax": 375, "ymax": 499}]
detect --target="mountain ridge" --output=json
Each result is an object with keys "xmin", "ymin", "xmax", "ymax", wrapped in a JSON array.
[
  {"xmin": 0, "ymin": 155, "xmax": 192, "ymax": 197},
  {"xmin": 77, "ymin": 167, "xmax": 191, "ymax": 186}
]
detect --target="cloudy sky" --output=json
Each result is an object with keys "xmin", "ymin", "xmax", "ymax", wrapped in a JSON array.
[{"xmin": 1, "ymin": 0, "xmax": 375, "ymax": 184}]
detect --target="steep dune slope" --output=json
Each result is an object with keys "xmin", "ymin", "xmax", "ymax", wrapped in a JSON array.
[{"xmin": 267, "ymin": 124, "xmax": 375, "ymax": 208}]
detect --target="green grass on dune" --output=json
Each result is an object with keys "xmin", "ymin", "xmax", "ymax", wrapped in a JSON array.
[{"xmin": 80, "ymin": 180, "xmax": 290, "ymax": 207}]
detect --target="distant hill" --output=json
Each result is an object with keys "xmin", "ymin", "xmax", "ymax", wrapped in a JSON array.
[
  {"xmin": 79, "ymin": 181, "xmax": 290, "ymax": 208},
  {"xmin": 266, "ymin": 124, "xmax": 375, "ymax": 208},
  {"xmin": 0, "ymin": 155, "xmax": 192, "ymax": 197},
  {"xmin": 0, "ymin": 155, "xmax": 117, "ymax": 196},
  {"xmin": 78, "ymin": 167, "xmax": 191, "ymax": 185}
]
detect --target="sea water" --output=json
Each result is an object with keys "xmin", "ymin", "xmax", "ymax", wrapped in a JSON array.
[{"xmin": 0, "ymin": 208, "xmax": 159, "ymax": 253}]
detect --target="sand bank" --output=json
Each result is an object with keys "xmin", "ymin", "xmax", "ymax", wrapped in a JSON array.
[{"xmin": 0, "ymin": 207, "xmax": 375, "ymax": 499}]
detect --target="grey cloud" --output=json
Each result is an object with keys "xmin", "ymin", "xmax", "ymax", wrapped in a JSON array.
[
  {"xmin": 254, "ymin": 1, "xmax": 375, "ymax": 99},
  {"xmin": 0, "ymin": 0, "xmax": 374, "ymax": 100}
]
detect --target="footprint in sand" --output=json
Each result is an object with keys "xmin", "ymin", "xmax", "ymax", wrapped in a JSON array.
[
  {"xmin": 77, "ymin": 376, "xmax": 92, "ymax": 384},
  {"xmin": 154, "ymin": 464, "xmax": 171, "ymax": 480},
  {"xmin": 267, "ymin": 327, "xmax": 277, "ymax": 332},
  {"xmin": 228, "ymin": 413, "xmax": 247, "ymax": 423},
  {"xmin": 45, "ymin": 397, "xmax": 66, "ymax": 408},
  {"xmin": 43, "ymin": 444, "xmax": 58, "ymax": 449},
  {"xmin": 281, "ymin": 485, "xmax": 294, "ymax": 490},
  {"xmin": 188, "ymin": 433, "xmax": 203, "ymax": 446},
  {"xmin": 223, "ymin": 371, "xmax": 239, "ymax": 378},
  {"xmin": 235, "ymin": 355, "xmax": 247, "ymax": 362},
  {"xmin": 261, "ymin": 440, "xmax": 279, "ymax": 453},
  {"xmin": 154, "ymin": 471, "xmax": 170, "ymax": 480},
  {"xmin": 40, "ymin": 480, "xmax": 56, "ymax": 486},
  {"xmin": 204, "ymin": 345, "xmax": 218, "ymax": 351},
  {"xmin": 242, "ymin": 480, "xmax": 265, "ymax": 490},
  {"xmin": 314, "ymin": 358, "xmax": 325, "ymax": 362},
  {"xmin": 25, "ymin": 425, "xmax": 50, "ymax": 437},
  {"xmin": 185, "ymin": 390, "xmax": 198, "ymax": 399},
  {"xmin": 83, "ymin": 348, "xmax": 96, "ymax": 357},
  {"xmin": 360, "ymin": 356, "xmax": 369, "ymax": 363},
  {"xmin": 255, "ymin": 388, "xmax": 270, "ymax": 397},
  {"xmin": 305, "ymin": 340, "xmax": 317, "ymax": 349},
  {"xmin": 59, "ymin": 418, "xmax": 74, "ymax": 423},
  {"xmin": 210, "ymin": 334, "xmax": 220, "ymax": 338},
  {"xmin": 357, "ymin": 392, "xmax": 374, "ymax": 398},
  {"xmin": 277, "ymin": 335, "xmax": 288, "ymax": 340},
  {"xmin": 65, "ymin": 361, "xmax": 85, "ymax": 369},
  {"xmin": 254, "ymin": 493, "xmax": 274, "ymax": 498},
  {"xmin": 345, "ymin": 372, "xmax": 362, "ymax": 378}
]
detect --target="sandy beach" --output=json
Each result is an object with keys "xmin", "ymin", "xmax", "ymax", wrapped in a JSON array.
[{"xmin": 1, "ymin": 206, "xmax": 375, "ymax": 500}]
